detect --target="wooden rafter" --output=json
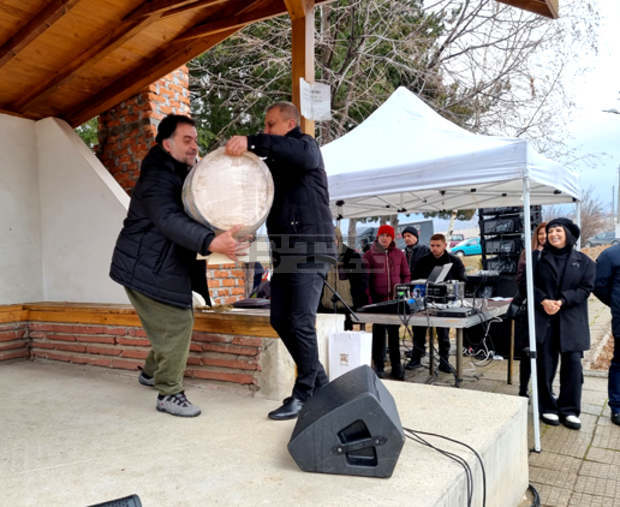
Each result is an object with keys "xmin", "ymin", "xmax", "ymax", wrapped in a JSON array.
[
  {"xmin": 284, "ymin": 0, "xmax": 310, "ymax": 20},
  {"xmin": 0, "ymin": 0, "xmax": 80, "ymax": 68},
  {"xmin": 496, "ymin": 0, "xmax": 558, "ymax": 19},
  {"xmin": 124, "ymin": 0, "xmax": 226, "ymax": 21},
  {"xmin": 12, "ymin": 0, "xmax": 228, "ymax": 114},
  {"xmin": 177, "ymin": 1, "xmax": 287, "ymax": 41},
  {"xmin": 65, "ymin": 27, "xmax": 240, "ymax": 126}
]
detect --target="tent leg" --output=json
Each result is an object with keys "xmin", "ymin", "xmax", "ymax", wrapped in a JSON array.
[
  {"xmin": 575, "ymin": 200, "xmax": 582, "ymax": 250},
  {"xmin": 523, "ymin": 177, "xmax": 542, "ymax": 452}
]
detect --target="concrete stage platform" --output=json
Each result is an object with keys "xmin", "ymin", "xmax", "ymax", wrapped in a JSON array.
[{"xmin": 1, "ymin": 360, "xmax": 528, "ymax": 506}]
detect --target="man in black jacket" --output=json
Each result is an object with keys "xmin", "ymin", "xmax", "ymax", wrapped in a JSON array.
[
  {"xmin": 401, "ymin": 226, "xmax": 430, "ymax": 370},
  {"xmin": 402, "ymin": 226, "xmax": 430, "ymax": 273},
  {"xmin": 226, "ymin": 102, "xmax": 335, "ymax": 420},
  {"xmin": 110, "ymin": 114, "xmax": 246, "ymax": 418},
  {"xmin": 410, "ymin": 233, "xmax": 466, "ymax": 372},
  {"xmin": 594, "ymin": 243, "xmax": 620, "ymax": 426}
]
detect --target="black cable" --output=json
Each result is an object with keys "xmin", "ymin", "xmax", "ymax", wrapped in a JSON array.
[
  {"xmin": 527, "ymin": 484, "xmax": 540, "ymax": 506},
  {"xmin": 404, "ymin": 426, "xmax": 487, "ymax": 507},
  {"xmin": 403, "ymin": 428, "xmax": 476, "ymax": 506},
  {"xmin": 404, "ymin": 431, "xmax": 473, "ymax": 505}
]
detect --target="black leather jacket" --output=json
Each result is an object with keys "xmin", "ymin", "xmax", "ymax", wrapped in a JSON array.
[{"xmin": 109, "ymin": 145, "xmax": 215, "ymax": 308}]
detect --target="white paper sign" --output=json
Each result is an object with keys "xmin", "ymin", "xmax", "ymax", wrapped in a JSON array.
[{"xmin": 300, "ymin": 78, "xmax": 332, "ymax": 121}]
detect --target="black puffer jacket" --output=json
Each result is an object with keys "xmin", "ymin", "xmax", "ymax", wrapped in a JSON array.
[
  {"xmin": 247, "ymin": 127, "xmax": 334, "ymax": 265},
  {"xmin": 109, "ymin": 145, "xmax": 215, "ymax": 308}
]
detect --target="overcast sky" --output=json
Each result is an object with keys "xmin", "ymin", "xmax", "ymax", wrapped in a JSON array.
[{"xmin": 565, "ymin": 1, "xmax": 620, "ymax": 210}]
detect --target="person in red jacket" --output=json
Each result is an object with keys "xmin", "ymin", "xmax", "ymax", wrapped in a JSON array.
[{"xmin": 363, "ymin": 225, "xmax": 410, "ymax": 379}]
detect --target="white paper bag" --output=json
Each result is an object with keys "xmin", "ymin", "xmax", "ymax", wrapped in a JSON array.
[{"xmin": 328, "ymin": 331, "xmax": 372, "ymax": 381}]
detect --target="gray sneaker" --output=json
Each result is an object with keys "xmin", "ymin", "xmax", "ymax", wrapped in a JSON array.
[
  {"xmin": 138, "ymin": 372, "xmax": 154, "ymax": 387},
  {"xmin": 156, "ymin": 392, "xmax": 201, "ymax": 417}
]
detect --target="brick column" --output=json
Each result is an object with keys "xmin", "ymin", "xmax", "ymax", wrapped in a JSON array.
[
  {"xmin": 97, "ymin": 66, "xmax": 190, "ymax": 193},
  {"xmin": 207, "ymin": 263, "xmax": 247, "ymax": 305}
]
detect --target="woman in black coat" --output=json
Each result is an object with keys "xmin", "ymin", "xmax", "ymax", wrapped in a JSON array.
[{"xmin": 533, "ymin": 218, "xmax": 595, "ymax": 430}]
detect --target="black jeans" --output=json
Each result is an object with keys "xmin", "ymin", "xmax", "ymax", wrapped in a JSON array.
[
  {"xmin": 609, "ymin": 334, "xmax": 620, "ymax": 414},
  {"xmin": 411, "ymin": 326, "xmax": 450, "ymax": 360},
  {"xmin": 537, "ymin": 325, "xmax": 583, "ymax": 417},
  {"xmin": 270, "ymin": 267, "xmax": 329, "ymax": 402},
  {"xmin": 372, "ymin": 324, "xmax": 402, "ymax": 376}
]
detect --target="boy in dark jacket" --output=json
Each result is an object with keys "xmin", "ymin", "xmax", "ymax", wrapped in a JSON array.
[
  {"xmin": 410, "ymin": 233, "xmax": 466, "ymax": 372},
  {"xmin": 401, "ymin": 226, "xmax": 430, "ymax": 370},
  {"xmin": 363, "ymin": 225, "xmax": 410, "ymax": 379},
  {"xmin": 110, "ymin": 114, "xmax": 247, "ymax": 417}
]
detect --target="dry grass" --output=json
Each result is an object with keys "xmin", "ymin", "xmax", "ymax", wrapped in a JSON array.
[{"xmin": 461, "ymin": 255, "xmax": 482, "ymax": 273}]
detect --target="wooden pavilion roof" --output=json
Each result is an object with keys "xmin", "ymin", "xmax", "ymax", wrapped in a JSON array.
[
  {"xmin": 0, "ymin": 1, "xmax": 556, "ymax": 128},
  {"xmin": 0, "ymin": 0, "xmax": 330, "ymax": 127}
]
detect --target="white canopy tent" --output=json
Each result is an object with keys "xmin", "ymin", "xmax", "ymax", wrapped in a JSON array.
[{"xmin": 321, "ymin": 86, "xmax": 581, "ymax": 452}]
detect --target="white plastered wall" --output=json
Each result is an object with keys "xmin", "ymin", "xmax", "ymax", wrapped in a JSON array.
[
  {"xmin": 0, "ymin": 114, "xmax": 43, "ymax": 304},
  {"xmin": 35, "ymin": 117, "xmax": 130, "ymax": 303},
  {"xmin": 0, "ymin": 113, "xmax": 131, "ymax": 305}
]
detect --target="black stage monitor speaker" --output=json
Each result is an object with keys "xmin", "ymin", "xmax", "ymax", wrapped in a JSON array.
[{"xmin": 287, "ymin": 365, "xmax": 404, "ymax": 478}]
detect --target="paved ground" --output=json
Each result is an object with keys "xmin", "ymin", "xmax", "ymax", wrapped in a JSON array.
[{"xmin": 401, "ymin": 295, "xmax": 619, "ymax": 506}]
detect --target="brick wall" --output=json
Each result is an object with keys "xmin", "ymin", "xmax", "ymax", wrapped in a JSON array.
[
  {"xmin": 97, "ymin": 66, "xmax": 190, "ymax": 193},
  {"xmin": 207, "ymin": 263, "xmax": 247, "ymax": 305},
  {"xmin": 28, "ymin": 322, "xmax": 262, "ymax": 387},
  {"xmin": 0, "ymin": 322, "xmax": 29, "ymax": 361}
]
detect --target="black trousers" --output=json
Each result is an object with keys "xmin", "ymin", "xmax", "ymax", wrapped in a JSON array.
[
  {"xmin": 372, "ymin": 324, "xmax": 402, "ymax": 376},
  {"xmin": 270, "ymin": 267, "xmax": 329, "ymax": 402},
  {"xmin": 537, "ymin": 325, "xmax": 583, "ymax": 417},
  {"xmin": 411, "ymin": 326, "xmax": 450, "ymax": 360}
]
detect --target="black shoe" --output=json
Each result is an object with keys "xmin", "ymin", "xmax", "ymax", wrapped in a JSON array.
[
  {"xmin": 375, "ymin": 369, "xmax": 386, "ymax": 379},
  {"xmin": 560, "ymin": 414, "xmax": 581, "ymax": 430},
  {"xmin": 268, "ymin": 397, "xmax": 304, "ymax": 420},
  {"xmin": 390, "ymin": 370, "xmax": 405, "ymax": 381},
  {"xmin": 612, "ymin": 412, "xmax": 620, "ymax": 426},
  {"xmin": 138, "ymin": 371, "xmax": 154, "ymax": 387},
  {"xmin": 541, "ymin": 412, "xmax": 560, "ymax": 426},
  {"xmin": 438, "ymin": 361, "xmax": 452, "ymax": 373},
  {"xmin": 405, "ymin": 358, "xmax": 421, "ymax": 370},
  {"xmin": 405, "ymin": 350, "xmax": 413, "ymax": 359}
]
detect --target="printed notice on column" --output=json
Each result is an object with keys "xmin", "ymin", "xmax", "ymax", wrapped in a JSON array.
[{"xmin": 300, "ymin": 78, "xmax": 331, "ymax": 121}]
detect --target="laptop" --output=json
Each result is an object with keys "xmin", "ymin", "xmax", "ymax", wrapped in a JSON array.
[{"xmin": 411, "ymin": 263, "xmax": 453, "ymax": 286}]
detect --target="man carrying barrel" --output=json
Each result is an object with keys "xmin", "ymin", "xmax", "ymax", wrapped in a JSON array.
[
  {"xmin": 226, "ymin": 102, "xmax": 335, "ymax": 420},
  {"xmin": 110, "ymin": 114, "xmax": 247, "ymax": 418}
]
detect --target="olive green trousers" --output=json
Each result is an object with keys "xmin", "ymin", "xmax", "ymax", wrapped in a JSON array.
[{"xmin": 125, "ymin": 288, "xmax": 193, "ymax": 395}]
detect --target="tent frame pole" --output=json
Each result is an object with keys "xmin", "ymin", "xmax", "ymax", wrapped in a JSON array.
[
  {"xmin": 575, "ymin": 200, "xmax": 582, "ymax": 250},
  {"xmin": 522, "ymin": 176, "xmax": 542, "ymax": 452}
]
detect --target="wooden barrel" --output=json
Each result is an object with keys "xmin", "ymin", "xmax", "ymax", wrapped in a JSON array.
[{"xmin": 182, "ymin": 147, "xmax": 274, "ymax": 236}]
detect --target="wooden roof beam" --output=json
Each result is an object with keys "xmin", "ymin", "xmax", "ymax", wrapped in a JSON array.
[
  {"xmin": 65, "ymin": 27, "xmax": 241, "ymax": 126},
  {"xmin": 10, "ymin": 0, "xmax": 229, "ymax": 114},
  {"xmin": 0, "ymin": 0, "xmax": 80, "ymax": 68},
  {"xmin": 11, "ymin": 17, "xmax": 155, "ymax": 113},
  {"xmin": 496, "ymin": 0, "xmax": 558, "ymax": 19},
  {"xmin": 176, "ymin": 2, "xmax": 286, "ymax": 41},
  {"xmin": 123, "ymin": 0, "xmax": 226, "ymax": 22}
]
